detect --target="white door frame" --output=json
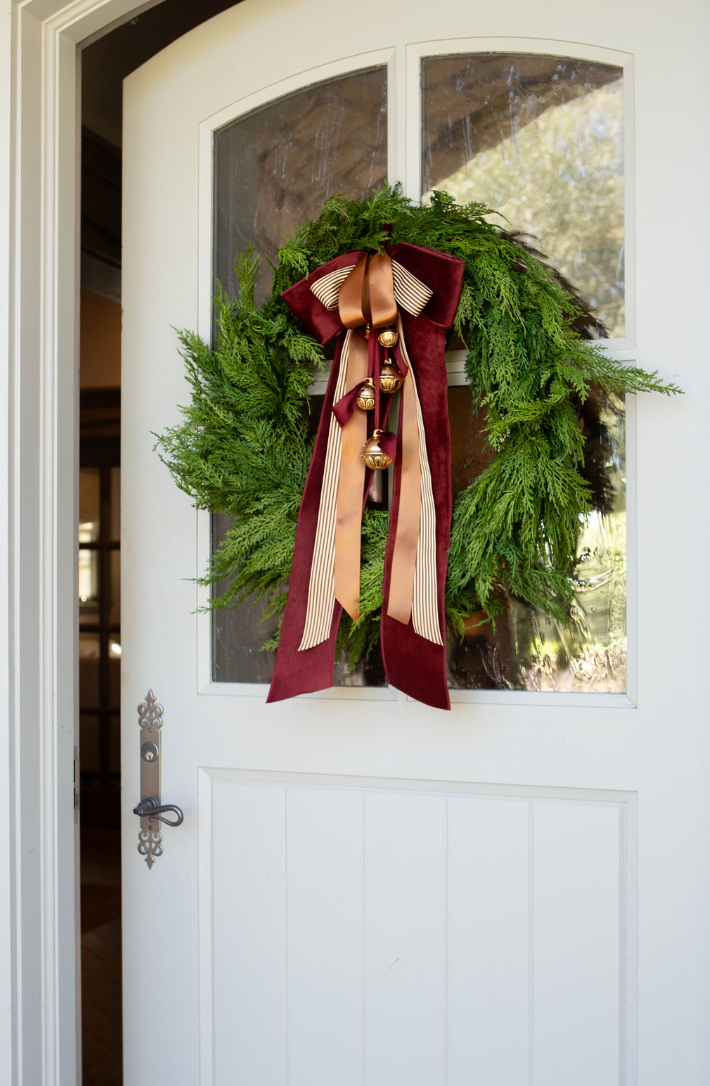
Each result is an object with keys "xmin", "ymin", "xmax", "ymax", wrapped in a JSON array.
[{"xmin": 3, "ymin": 1, "xmax": 167, "ymax": 1081}]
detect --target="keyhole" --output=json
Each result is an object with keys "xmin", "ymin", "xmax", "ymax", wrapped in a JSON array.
[{"xmin": 141, "ymin": 741, "xmax": 159, "ymax": 763}]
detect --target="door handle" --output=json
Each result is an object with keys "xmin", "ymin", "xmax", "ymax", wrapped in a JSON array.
[
  {"xmin": 132, "ymin": 796, "xmax": 184, "ymax": 827},
  {"xmin": 134, "ymin": 690, "xmax": 184, "ymax": 868}
]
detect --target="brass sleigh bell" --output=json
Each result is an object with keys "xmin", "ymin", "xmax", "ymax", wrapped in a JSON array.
[
  {"xmin": 377, "ymin": 327, "xmax": 399, "ymax": 348},
  {"xmin": 379, "ymin": 362, "xmax": 405, "ymax": 395},
  {"xmin": 360, "ymin": 429, "xmax": 393, "ymax": 471},
  {"xmin": 356, "ymin": 377, "xmax": 376, "ymax": 411}
]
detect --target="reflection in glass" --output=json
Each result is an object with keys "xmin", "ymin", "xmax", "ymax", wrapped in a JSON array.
[
  {"xmin": 211, "ymin": 514, "xmax": 387, "ymax": 687},
  {"xmin": 109, "ymin": 715, "xmax": 120, "ymax": 775},
  {"xmin": 79, "ymin": 466, "xmax": 100, "ymax": 542},
  {"xmin": 109, "ymin": 655, "xmax": 120, "ymax": 711},
  {"xmin": 214, "ymin": 66, "xmax": 388, "ymax": 304},
  {"xmin": 79, "ymin": 549, "xmax": 99, "ymax": 610},
  {"xmin": 109, "ymin": 550, "xmax": 120, "ymax": 625},
  {"xmin": 79, "ymin": 631, "xmax": 101, "ymax": 706},
  {"xmin": 212, "ymin": 554, "xmax": 277, "ymax": 685},
  {"xmin": 109, "ymin": 467, "xmax": 121, "ymax": 542},
  {"xmin": 79, "ymin": 716, "xmax": 100, "ymax": 774},
  {"xmin": 422, "ymin": 54, "xmax": 625, "ymax": 336},
  {"xmin": 212, "ymin": 67, "xmax": 388, "ymax": 682},
  {"xmin": 212, "ymin": 386, "xmax": 625, "ymax": 692},
  {"xmin": 447, "ymin": 386, "xmax": 626, "ymax": 692}
]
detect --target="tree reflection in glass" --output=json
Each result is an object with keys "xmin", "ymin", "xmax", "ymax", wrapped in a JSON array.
[
  {"xmin": 422, "ymin": 54, "xmax": 625, "ymax": 337},
  {"xmin": 447, "ymin": 388, "xmax": 626, "ymax": 693}
]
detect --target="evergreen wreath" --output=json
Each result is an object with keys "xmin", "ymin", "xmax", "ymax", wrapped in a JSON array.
[{"xmin": 157, "ymin": 188, "xmax": 678, "ymax": 667}]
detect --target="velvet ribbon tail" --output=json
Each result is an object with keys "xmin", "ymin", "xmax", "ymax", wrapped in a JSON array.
[{"xmin": 266, "ymin": 332, "xmax": 350, "ymax": 703}]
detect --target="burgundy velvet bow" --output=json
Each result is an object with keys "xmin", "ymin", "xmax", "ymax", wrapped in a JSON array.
[{"xmin": 267, "ymin": 242, "xmax": 464, "ymax": 710}]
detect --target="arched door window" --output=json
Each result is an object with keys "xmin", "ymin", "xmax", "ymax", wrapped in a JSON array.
[{"xmin": 209, "ymin": 48, "xmax": 627, "ymax": 695}]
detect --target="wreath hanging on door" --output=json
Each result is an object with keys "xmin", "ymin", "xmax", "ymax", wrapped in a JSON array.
[{"xmin": 157, "ymin": 188, "xmax": 677, "ymax": 708}]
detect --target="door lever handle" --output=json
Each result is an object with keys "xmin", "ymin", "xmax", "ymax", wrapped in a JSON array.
[{"xmin": 133, "ymin": 796, "xmax": 184, "ymax": 827}]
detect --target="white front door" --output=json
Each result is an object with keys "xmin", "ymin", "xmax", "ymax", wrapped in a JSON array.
[{"xmin": 122, "ymin": 2, "xmax": 709, "ymax": 1083}]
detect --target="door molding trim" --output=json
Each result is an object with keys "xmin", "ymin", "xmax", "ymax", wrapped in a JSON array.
[
  {"xmin": 7, "ymin": 3, "xmax": 158, "ymax": 1080},
  {"xmin": 197, "ymin": 766, "xmax": 638, "ymax": 1085}
]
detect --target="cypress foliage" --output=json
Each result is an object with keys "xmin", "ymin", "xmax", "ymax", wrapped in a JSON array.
[{"xmin": 156, "ymin": 188, "xmax": 678, "ymax": 662}]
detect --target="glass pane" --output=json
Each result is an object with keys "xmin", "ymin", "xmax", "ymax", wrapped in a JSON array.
[
  {"xmin": 109, "ymin": 652, "xmax": 120, "ymax": 710},
  {"xmin": 109, "ymin": 550, "xmax": 120, "ymax": 625},
  {"xmin": 214, "ymin": 66, "xmax": 388, "ymax": 304},
  {"xmin": 109, "ymin": 715, "xmax": 120, "ymax": 776},
  {"xmin": 447, "ymin": 386, "xmax": 626, "ymax": 692},
  {"xmin": 212, "ymin": 542, "xmax": 277, "ymax": 685},
  {"xmin": 212, "ymin": 66, "xmax": 388, "ymax": 683},
  {"xmin": 79, "ymin": 548, "xmax": 99, "ymax": 624},
  {"xmin": 422, "ymin": 54, "xmax": 625, "ymax": 337},
  {"xmin": 211, "ymin": 515, "xmax": 387, "ymax": 686},
  {"xmin": 79, "ymin": 714, "xmax": 100, "ymax": 775},
  {"xmin": 79, "ymin": 467, "xmax": 100, "ymax": 542},
  {"xmin": 109, "ymin": 466, "xmax": 120, "ymax": 542},
  {"xmin": 79, "ymin": 632, "xmax": 101, "ymax": 709}
]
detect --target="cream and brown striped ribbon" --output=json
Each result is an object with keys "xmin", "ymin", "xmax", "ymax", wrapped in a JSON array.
[
  {"xmin": 298, "ymin": 260, "xmax": 440, "ymax": 652},
  {"xmin": 298, "ymin": 328, "xmax": 355, "ymax": 651},
  {"xmin": 311, "ymin": 259, "xmax": 433, "ymax": 316}
]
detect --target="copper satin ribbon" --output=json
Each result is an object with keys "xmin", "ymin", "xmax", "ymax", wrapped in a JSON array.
[
  {"xmin": 387, "ymin": 320, "xmax": 422, "ymax": 626},
  {"xmin": 333, "ymin": 331, "xmax": 368, "ymax": 620},
  {"xmin": 332, "ymin": 253, "xmax": 423, "ymax": 629}
]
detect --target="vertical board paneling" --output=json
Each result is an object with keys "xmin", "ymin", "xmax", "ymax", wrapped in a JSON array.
[
  {"xmin": 211, "ymin": 781, "xmax": 288, "ymax": 1086},
  {"xmin": 447, "ymin": 796, "xmax": 531, "ymax": 1085},
  {"xmin": 286, "ymin": 786, "xmax": 364, "ymax": 1086},
  {"xmin": 533, "ymin": 801, "xmax": 623, "ymax": 1085},
  {"xmin": 364, "ymin": 790, "xmax": 446, "ymax": 1086},
  {"xmin": 204, "ymin": 777, "xmax": 627, "ymax": 1086}
]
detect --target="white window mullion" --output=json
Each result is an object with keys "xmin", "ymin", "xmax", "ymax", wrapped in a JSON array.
[{"xmin": 404, "ymin": 42, "xmax": 422, "ymax": 202}]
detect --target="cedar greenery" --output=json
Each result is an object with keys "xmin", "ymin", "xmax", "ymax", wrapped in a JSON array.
[{"xmin": 156, "ymin": 188, "xmax": 678, "ymax": 663}]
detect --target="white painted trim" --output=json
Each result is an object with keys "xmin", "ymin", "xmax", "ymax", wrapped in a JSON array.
[
  {"xmin": 200, "ymin": 762, "xmax": 636, "ymax": 802},
  {"xmin": 197, "ymin": 766, "xmax": 215, "ymax": 1086},
  {"xmin": 198, "ymin": 680, "xmax": 399, "ymax": 702},
  {"xmin": 6, "ymin": 2, "xmax": 166, "ymax": 1081},
  {"xmin": 200, "ymin": 682, "xmax": 634, "ymax": 709},
  {"xmin": 622, "ymin": 393, "xmax": 638, "ymax": 709},
  {"xmin": 0, "ymin": 9, "xmax": 13, "ymax": 1083}
]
